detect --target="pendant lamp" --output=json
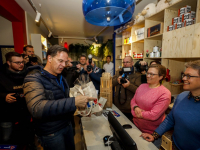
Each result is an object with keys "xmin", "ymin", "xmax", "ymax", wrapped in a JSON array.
[{"xmin": 82, "ymin": 0, "xmax": 135, "ymax": 26}]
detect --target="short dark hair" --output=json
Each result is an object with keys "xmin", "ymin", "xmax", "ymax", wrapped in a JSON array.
[
  {"xmin": 5, "ymin": 52, "xmax": 22, "ymax": 62},
  {"xmin": 46, "ymin": 45, "xmax": 68, "ymax": 60},
  {"xmin": 79, "ymin": 55, "xmax": 87, "ymax": 59},
  {"xmin": 150, "ymin": 61, "xmax": 161, "ymax": 65},
  {"xmin": 106, "ymin": 55, "xmax": 111, "ymax": 59},
  {"xmin": 185, "ymin": 60, "xmax": 200, "ymax": 75},
  {"xmin": 148, "ymin": 64, "xmax": 166, "ymax": 84},
  {"xmin": 23, "ymin": 45, "xmax": 33, "ymax": 52}
]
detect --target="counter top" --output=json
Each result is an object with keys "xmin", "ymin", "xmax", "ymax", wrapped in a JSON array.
[{"xmin": 81, "ymin": 105, "xmax": 158, "ymax": 150}]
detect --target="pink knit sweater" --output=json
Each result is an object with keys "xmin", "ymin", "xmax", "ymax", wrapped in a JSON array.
[{"xmin": 131, "ymin": 84, "xmax": 171, "ymax": 134}]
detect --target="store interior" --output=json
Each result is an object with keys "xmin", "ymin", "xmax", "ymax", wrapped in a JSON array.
[{"xmin": 0, "ymin": 0, "xmax": 200, "ymax": 150}]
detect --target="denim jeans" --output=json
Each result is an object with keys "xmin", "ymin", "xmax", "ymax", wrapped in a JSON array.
[
  {"xmin": 37, "ymin": 124, "xmax": 75, "ymax": 150},
  {"xmin": 153, "ymin": 137, "xmax": 162, "ymax": 149}
]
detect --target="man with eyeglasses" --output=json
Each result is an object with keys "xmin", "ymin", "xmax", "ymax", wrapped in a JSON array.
[
  {"xmin": 0, "ymin": 52, "xmax": 31, "ymax": 146},
  {"xmin": 23, "ymin": 45, "xmax": 96, "ymax": 150},
  {"xmin": 141, "ymin": 60, "xmax": 200, "ymax": 150},
  {"xmin": 113, "ymin": 56, "xmax": 141, "ymax": 121}
]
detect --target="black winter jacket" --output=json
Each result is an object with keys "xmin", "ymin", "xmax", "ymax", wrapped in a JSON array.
[
  {"xmin": 23, "ymin": 65, "xmax": 76, "ymax": 136},
  {"xmin": 0, "ymin": 63, "xmax": 29, "ymax": 122}
]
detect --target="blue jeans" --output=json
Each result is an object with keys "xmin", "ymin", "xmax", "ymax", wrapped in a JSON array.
[
  {"xmin": 37, "ymin": 124, "xmax": 75, "ymax": 150},
  {"xmin": 153, "ymin": 137, "xmax": 162, "ymax": 149}
]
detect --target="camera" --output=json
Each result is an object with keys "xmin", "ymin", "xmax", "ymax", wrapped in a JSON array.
[
  {"xmin": 13, "ymin": 93, "xmax": 24, "ymax": 99},
  {"xmin": 29, "ymin": 56, "xmax": 38, "ymax": 63},
  {"xmin": 70, "ymin": 61, "xmax": 80, "ymax": 69},
  {"xmin": 87, "ymin": 54, "xmax": 93, "ymax": 72},
  {"xmin": 119, "ymin": 67, "xmax": 132, "ymax": 84},
  {"xmin": 136, "ymin": 64, "xmax": 148, "ymax": 73}
]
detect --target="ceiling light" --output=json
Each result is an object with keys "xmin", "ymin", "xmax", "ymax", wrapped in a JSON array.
[
  {"xmin": 82, "ymin": 0, "xmax": 135, "ymax": 26},
  {"xmin": 35, "ymin": 11, "xmax": 41, "ymax": 22},
  {"xmin": 107, "ymin": 17, "xmax": 111, "ymax": 22},
  {"xmin": 48, "ymin": 31, "xmax": 52, "ymax": 37}
]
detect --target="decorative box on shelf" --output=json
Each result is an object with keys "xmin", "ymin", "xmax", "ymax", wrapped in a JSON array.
[
  {"xmin": 135, "ymin": 27, "xmax": 144, "ymax": 41},
  {"xmin": 147, "ymin": 23, "xmax": 163, "ymax": 38}
]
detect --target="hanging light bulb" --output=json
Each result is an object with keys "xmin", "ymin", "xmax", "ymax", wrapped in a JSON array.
[
  {"xmin": 35, "ymin": 11, "xmax": 41, "ymax": 22},
  {"xmin": 82, "ymin": 0, "xmax": 135, "ymax": 26},
  {"xmin": 61, "ymin": 38, "xmax": 63, "ymax": 43},
  {"xmin": 48, "ymin": 31, "xmax": 52, "ymax": 37}
]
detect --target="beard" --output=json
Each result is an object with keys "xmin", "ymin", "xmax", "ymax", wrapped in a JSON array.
[{"xmin": 10, "ymin": 64, "xmax": 23, "ymax": 72}]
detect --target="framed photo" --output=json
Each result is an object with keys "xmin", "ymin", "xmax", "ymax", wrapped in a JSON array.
[{"xmin": 147, "ymin": 23, "xmax": 163, "ymax": 37}]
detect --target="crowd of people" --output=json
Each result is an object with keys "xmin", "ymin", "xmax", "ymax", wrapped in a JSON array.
[{"xmin": 0, "ymin": 44, "xmax": 199, "ymax": 150}]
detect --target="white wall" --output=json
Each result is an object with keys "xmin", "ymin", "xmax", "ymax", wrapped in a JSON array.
[
  {"xmin": 25, "ymin": 12, "xmax": 48, "ymax": 45},
  {"xmin": 0, "ymin": 16, "xmax": 14, "ymax": 45}
]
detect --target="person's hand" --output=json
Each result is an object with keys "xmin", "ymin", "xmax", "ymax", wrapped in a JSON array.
[
  {"xmin": 139, "ymin": 61, "xmax": 147, "ymax": 66},
  {"xmin": 134, "ymin": 107, "xmax": 143, "ymax": 118},
  {"xmin": 122, "ymin": 79, "xmax": 130, "ymax": 88},
  {"xmin": 141, "ymin": 70, "xmax": 146, "ymax": 75},
  {"xmin": 24, "ymin": 56, "xmax": 29, "ymax": 64},
  {"xmin": 140, "ymin": 133, "xmax": 154, "ymax": 142},
  {"xmin": 76, "ymin": 64, "xmax": 81, "ymax": 70},
  {"xmin": 5, "ymin": 93, "xmax": 17, "ymax": 103},
  {"xmin": 117, "ymin": 76, "xmax": 122, "ymax": 84},
  {"xmin": 87, "ymin": 70, "xmax": 93, "ymax": 74},
  {"xmin": 75, "ymin": 95, "xmax": 96, "ymax": 108},
  {"xmin": 83, "ymin": 65, "xmax": 87, "ymax": 71}
]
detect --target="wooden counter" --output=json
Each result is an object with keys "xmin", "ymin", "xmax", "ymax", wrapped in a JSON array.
[{"xmin": 81, "ymin": 105, "xmax": 158, "ymax": 150}]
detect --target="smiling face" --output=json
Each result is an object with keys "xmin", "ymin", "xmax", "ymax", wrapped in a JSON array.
[
  {"xmin": 79, "ymin": 56, "xmax": 87, "ymax": 65},
  {"xmin": 146, "ymin": 68, "xmax": 163, "ymax": 85},
  {"xmin": 48, "ymin": 51, "xmax": 68, "ymax": 76},
  {"xmin": 182, "ymin": 67, "xmax": 200, "ymax": 93}
]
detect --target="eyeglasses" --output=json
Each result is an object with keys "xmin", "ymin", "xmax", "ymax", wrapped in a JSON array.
[
  {"xmin": 11, "ymin": 61, "xmax": 24, "ymax": 65},
  {"xmin": 122, "ymin": 61, "xmax": 131, "ymax": 64},
  {"xmin": 182, "ymin": 74, "xmax": 200, "ymax": 80},
  {"xmin": 146, "ymin": 72, "xmax": 158, "ymax": 77}
]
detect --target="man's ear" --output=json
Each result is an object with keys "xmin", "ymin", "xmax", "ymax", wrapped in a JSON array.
[
  {"xmin": 48, "ymin": 55, "xmax": 52, "ymax": 62},
  {"xmin": 7, "ymin": 61, "xmax": 11, "ymax": 66}
]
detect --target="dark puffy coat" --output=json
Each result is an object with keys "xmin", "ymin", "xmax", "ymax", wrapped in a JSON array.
[
  {"xmin": 23, "ymin": 65, "xmax": 76, "ymax": 136},
  {"xmin": 0, "ymin": 63, "xmax": 29, "ymax": 122}
]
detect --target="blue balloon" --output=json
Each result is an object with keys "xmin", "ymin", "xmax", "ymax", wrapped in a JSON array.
[{"xmin": 82, "ymin": 0, "xmax": 135, "ymax": 26}]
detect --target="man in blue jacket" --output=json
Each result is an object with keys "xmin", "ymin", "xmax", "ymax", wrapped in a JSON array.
[
  {"xmin": 141, "ymin": 60, "xmax": 200, "ymax": 150},
  {"xmin": 23, "ymin": 45, "xmax": 95, "ymax": 150}
]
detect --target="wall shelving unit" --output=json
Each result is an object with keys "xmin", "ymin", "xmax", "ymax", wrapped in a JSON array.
[{"xmin": 115, "ymin": 0, "xmax": 200, "ymax": 95}]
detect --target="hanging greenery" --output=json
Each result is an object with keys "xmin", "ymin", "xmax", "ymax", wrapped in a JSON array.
[{"xmin": 68, "ymin": 39, "xmax": 113, "ymax": 62}]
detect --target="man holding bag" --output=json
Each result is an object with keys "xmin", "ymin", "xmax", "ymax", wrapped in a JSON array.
[{"xmin": 23, "ymin": 45, "xmax": 95, "ymax": 150}]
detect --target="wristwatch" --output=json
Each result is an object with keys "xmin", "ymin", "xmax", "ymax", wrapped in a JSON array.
[{"xmin": 133, "ymin": 106, "xmax": 139, "ymax": 110}]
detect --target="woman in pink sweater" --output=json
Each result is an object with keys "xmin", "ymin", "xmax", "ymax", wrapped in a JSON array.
[{"xmin": 131, "ymin": 64, "xmax": 171, "ymax": 140}]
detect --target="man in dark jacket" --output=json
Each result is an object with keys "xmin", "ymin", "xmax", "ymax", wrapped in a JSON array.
[
  {"xmin": 0, "ymin": 52, "xmax": 31, "ymax": 145},
  {"xmin": 113, "ymin": 56, "xmax": 141, "ymax": 121},
  {"xmin": 23, "ymin": 45, "xmax": 95, "ymax": 150}
]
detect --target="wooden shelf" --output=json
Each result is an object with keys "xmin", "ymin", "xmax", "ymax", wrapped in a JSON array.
[
  {"xmin": 117, "ymin": 0, "xmax": 200, "ymax": 95},
  {"xmin": 132, "ymin": 39, "xmax": 144, "ymax": 43},
  {"xmin": 170, "ymin": 83, "xmax": 184, "ymax": 86},
  {"xmin": 144, "ymin": 57, "xmax": 161, "ymax": 59},
  {"xmin": 134, "ymin": 20, "xmax": 145, "ymax": 27},
  {"xmin": 146, "ymin": 33, "xmax": 162, "ymax": 40},
  {"xmin": 123, "ymin": 43, "xmax": 131, "ymax": 46},
  {"xmin": 146, "ymin": 10, "xmax": 165, "ymax": 22},
  {"xmin": 133, "ymin": 58, "xmax": 143, "ymax": 60}
]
